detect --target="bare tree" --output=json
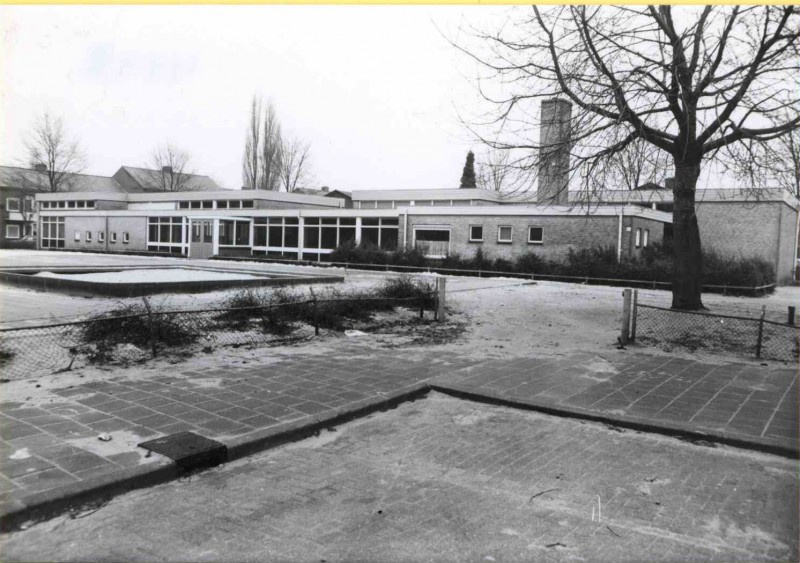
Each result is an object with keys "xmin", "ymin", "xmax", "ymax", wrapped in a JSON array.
[
  {"xmin": 458, "ymin": 6, "xmax": 800, "ymax": 309},
  {"xmin": 775, "ymin": 128, "xmax": 800, "ymax": 199},
  {"xmin": 147, "ymin": 142, "xmax": 193, "ymax": 192},
  {"xmin": 242, "ymin": 96, "xmax": 263, "ymax": 189},
  {"xmin": 259, "ymin": 102, "xmax": 283, "ymax": 191},
  {"xmin": 24, "ymin": 112, "xmax": 86, "ymax": 192},
  {"xmin": 279, "ymin": 137, "xmax": 312, "ymax": 193},
  {"xmin": 477, "ymin": 149, "xmax": 511, "ymax": 192}
]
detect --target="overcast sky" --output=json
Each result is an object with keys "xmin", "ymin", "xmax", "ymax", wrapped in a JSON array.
[{"xmin": 0, "ymin": 5, "xmax": 513, "ymax": 192}]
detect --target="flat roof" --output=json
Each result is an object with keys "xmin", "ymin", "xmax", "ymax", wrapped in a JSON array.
[
  {"xmin": 35, "ymin": 190, "xmax": 345, "ymax": 208},
  {"xmin": 39, "ymin": 204, "xmax": 671, "ymax": 223}
]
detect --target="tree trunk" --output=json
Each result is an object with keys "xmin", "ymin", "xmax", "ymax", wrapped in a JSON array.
[{"xmin": 671, "ymin": 162, "xmax": 704, "ymax": 310}]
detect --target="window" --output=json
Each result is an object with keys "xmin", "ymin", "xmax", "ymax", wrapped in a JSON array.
[
  {"xmin": 74, "ymin": 230, "xmax": 81, "ymax": 242},
  {"xmin": 643, "ymin": 229, "xmax": 650, "ymax": 248},
  {"xmin": 122, "ymin": 232, "xmax": 130, "ymax": 244},
  {"xmin": 5, "ymin": 224, "xmax": 20, "ymax": 239},
  {"xmin": 242, "ymin": 200, "xmax": 255, "ymax": 209},
  {"xmin": 414, "ymin": 227, "xmax": 450, "ymax": 258},
  {"xmin": 110, "ymin": 232, "xmax": 117, "ymax": 243},
  {"xmin": 98, "ymin": 231, "xmax": 105, "ymax": 243},
  {"xmin": 528, "ymin": 227, "xmax": 544, "ymax": 244},
  {"xmin": 41, "ymin": 217, "xmax": 65, "ymax": 248},
  {"xmin": 178, "ymin": 201, "xmax": 190, "ymax": 209},
  {"xmin": 6, "ymin": 198, "xmax": 20, "ymax": 212},
  {"xmin": 360, "ymin": 217, "xmax": 399, "ymax": 251},
  {"xmin": 635, "ymin": 228, "xmax": 642, "ymax": 248},
  {"xmin": 469, "ymin": 225, "xmax": 483, "ymax": 242},
  {"xmin": 24, "ymin": 198, "xmax": 33, "ymax": 212},
  {"xmin": 86, "ymin": 231, "xmax": 92, "ymax": 242},
  {"xmin": 148, "ymin": 217, "xmax": 184, "ymax": 247},
  {"xmin": 497, "ymin": 225, "xmax": 513, "ymax": 243}
]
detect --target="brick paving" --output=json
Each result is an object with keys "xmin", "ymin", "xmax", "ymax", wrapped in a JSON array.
[
  {"xmin": 436, "ymin": 353, "xmax": 798, "ymax": 449},
  {"xmin": 0, "ymin": 345, "xmax": 797, "ymax": 512},
  {"xmin": 3, "ymin": 394, "xmax": 796, "ymax": 561}
]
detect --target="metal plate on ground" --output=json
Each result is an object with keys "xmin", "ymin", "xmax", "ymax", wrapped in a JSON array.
[{"xmin": 139, "ymin": 432, "xmax": 227, "ymax": 470}]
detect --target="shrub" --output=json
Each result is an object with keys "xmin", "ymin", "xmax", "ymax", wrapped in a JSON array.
[
  {"xmin": 378, "ymin": 275, "xmax": 436, "ymax": 309},
  {"xmin": 492, "ymin": 257, "xmax": 515, "ymax": 273},
  {"xmin": 390, "ymin": 247, "xmax": 427, "ymax": 267},
  {"xmin": 471, "ymin": 247, "xmax": 491, "ymax": 270},
  {"xmin": 515, "ymin": 251, "xmax": 547, "ymax": 274},
  {"xmin": 82, "ymin": 304, "xmax": 197, "ymax": 352}
]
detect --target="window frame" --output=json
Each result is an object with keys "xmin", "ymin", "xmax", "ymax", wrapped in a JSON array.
[
  {"xmin": 5, "ymin": 224, "xmax": 20, "ymax": 239},
  {"xmin": 98, "ymin": 231, "xmax": 105, "ymax": 243},
  {"xmin": 643, "ymin": 229, "xmax": 650, "ymax": 248},
  {"xmin": 468, "ymin": 225, "xmax": 483, "ymax": 243},
  {"xmin": 110, "ymin": 232, "xmax": 117, "ymax": 244},
  {"xmin": 85, "ymin": 231, "xmax": 92, "ymax": 242},
  {"xmin": 527, "ymin": 226, "xmax": 544, "ymax": 245},
  {"xmin": 74, "ymin": 230, "xmax": 81, "ymax": 242},
  {"xmin": 635, "ymin": 228, "xmax": 642, "ymax": 248},
  {"xmin": 6, "ymin": 198, "xmax": 20, "ymax": 212},
  {"xmin": 497, "ymin": 225, "xmax": 513, "ymax": 244},
  {"xmin": 123, "ymin": 232, "xmax": 130, "ymax": 244}
]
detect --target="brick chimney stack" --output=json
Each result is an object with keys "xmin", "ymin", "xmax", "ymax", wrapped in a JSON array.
[{"xmin": 538, "ymin": 99, "xmax": 572, "ymax": 205}]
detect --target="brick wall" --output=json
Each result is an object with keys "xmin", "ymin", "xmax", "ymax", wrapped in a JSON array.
[
  {"xmin": 63, "ymin": 215, "xmax": 148, "ymax": 252},
  {"xmin": 695, "ymin": 201, "xmax": 798, "ymax": 281},
  {"xmin": 405, "ymin": 213, "xmax": 624, "ymax": 261},
  {"xmin": 108, "ymin": 216, "xmax": 149, "ymax": 251},
  {"xmin": 64, "ymin": 216, "xmax": 107, "ymax": 251},
  {"xmin": 622, "ymin": 216, "xmax": 665, "ymax": 258}
]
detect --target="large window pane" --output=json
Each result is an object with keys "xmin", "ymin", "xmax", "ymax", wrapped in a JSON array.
[
  {"xmin": 305, "ymin": 226, "xmax": 319, "ymax": 248},
  {"xmin": 362, "ymin": 228, "xmax": 379, "ymax": 246},
  {"xmin": 321, "ymin": 227, "xmax": 337, "ymax": 249},
  {"xmin": 380, "ymin": 228, "xmax": 398, "ymax": 251},
  {"xmin": 268, "ymin": 226, "xmax": 283, "ymax": 247},
  {"xmin": 235, "ymin": 222, "xmax": 249, "ymax": 245},
  {"xmin": 284, "ymin": 226, "xmax": 299, "ymax": 247},
  {"xmin": 339, "ymin": 227, "xmax": 356, "ymax": 245},
  {"xmin": 171, "ymin": 224, "xmax": 182, "ymax": 243},
  {"xmin": 254, "ymin": 227, "xmax": 267, "ymax": 246}
]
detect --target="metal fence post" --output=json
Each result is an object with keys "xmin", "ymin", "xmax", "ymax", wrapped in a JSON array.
[
  {"xmin": 630, "ymin": 289, "xmax": 638, "ymax": 342},
  {"xmin": 788, "ymin": 306, "xmax": 796, "ymax": 326},
  {"xmin": 620, "ymin": 289, "xmax": 632, "ymax": 346},
  {"xmin": 141, "ymin": 296, "xmax": 157, "ymax": 358},
  {"xmin": 756, "ymin": 305, "xmax": 766, "ymax": 358}
]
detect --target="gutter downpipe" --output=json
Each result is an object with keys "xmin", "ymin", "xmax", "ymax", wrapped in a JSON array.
[{"xmin": 617, "ymin": 209, "xmax": 624, "ymax": 263}]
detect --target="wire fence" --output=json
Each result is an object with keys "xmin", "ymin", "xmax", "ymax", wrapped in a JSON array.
[
  {"xmin": 0, "ymin": 291, "xmax": 438, "ymax": 381},
  {"xmin": 634, "ymin": 302, "xmax": 800, "ymax": 362}
]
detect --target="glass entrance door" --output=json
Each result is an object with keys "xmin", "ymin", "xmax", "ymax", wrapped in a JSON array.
[{"xmin": 190, "ymin": 220, "xmax": 214, "ymax": 259}]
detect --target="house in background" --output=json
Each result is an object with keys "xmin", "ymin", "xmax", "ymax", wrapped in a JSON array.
[{"xmin": 0, "ymin": 165, "xmax": 225, "ymax": 249}]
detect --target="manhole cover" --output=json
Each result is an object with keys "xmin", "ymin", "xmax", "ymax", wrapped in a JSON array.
[{"xmin": 139, "ymin": 432, "xmax": 227, "ymax": 471}]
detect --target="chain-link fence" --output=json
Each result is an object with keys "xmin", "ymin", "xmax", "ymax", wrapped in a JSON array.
[
  {"xmin": 0, "ymin": 290, "xmax": 438, "ymax": 381},
  {"xmin": 634, "ymin": 303, "xmax": 800, "ymax": 362}
]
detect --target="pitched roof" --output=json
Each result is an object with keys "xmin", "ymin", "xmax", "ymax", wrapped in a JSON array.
[
  {"xmin": 0, "ymin": 165, "xmax": 125, "ymax": 193},
  {"xmin": 117, "ymin": 166, "xmax": 224, "ymax": 192}
]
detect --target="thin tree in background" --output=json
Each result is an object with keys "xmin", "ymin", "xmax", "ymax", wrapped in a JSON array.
[
  {"xmin": 478, "ymin": 149, "xmax": 511, "ymax": 192},
  {"xmin": 457, "ymin": 6, "xmax": 800, "ymax": 309},
  {"xmin": 242, "ymin": 96, "xmax": 263, "ymax": 189},
  {"xmin": 259, "ymin": 102, "xmax": 283, "ymax": 191},
  {"xmin": 459, "ymin": 151, "xmax": 477, "ymax": 189},
  {"xmin": 280, "ymin": 137, "xmax": 312, "ymax": 193},
  {"xmin": 24, "ymin": 111, "xmax": 86, "ymax": 192},
  {"xmin": 147, "ymin": 142, "xmax": 193, "ymax": 191}
]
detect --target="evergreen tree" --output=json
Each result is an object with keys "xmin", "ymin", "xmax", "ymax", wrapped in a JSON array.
[{"xmin": 459, "ymin": 151, "xmax": 477, "ymax": 189}]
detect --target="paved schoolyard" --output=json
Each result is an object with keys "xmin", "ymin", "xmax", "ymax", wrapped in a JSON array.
[
  {"xmin": 3, "ymin": 394, "xmax": 796, "ymax": 562},
  {"xmin": 1, "ymin": 341, "xmax": 796, "ymax": 523}
]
